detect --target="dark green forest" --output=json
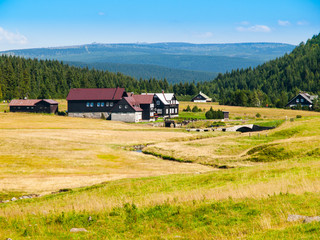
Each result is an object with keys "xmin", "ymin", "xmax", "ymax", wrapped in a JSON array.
[{"xmin": 0, "ymin": 33, "xmax": 319, "ymax": 109}]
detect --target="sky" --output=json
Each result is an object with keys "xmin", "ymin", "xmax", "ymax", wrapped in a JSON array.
[{"xmin": 0, "ymin": 0, "xmax": 319, "ymax": 50}]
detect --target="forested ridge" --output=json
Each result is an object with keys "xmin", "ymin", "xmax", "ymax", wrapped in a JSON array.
[
  {"xmin": 202, "ymin": 33, "xmax": 320, "ymax": 107},
  {"xmin": 0, "ymin": 57, "xmax": 174, "ymax": 100},
  {"xmin": 0, "ymin": 33, "xmax": 319, "ymax": 108}
]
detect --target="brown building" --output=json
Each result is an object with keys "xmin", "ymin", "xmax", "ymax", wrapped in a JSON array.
[{"xmin": 9, "ymin": 99, "xmax": 59, "ymax": 113}]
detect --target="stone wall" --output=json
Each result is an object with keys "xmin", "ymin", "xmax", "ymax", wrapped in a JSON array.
[
  {"xmin": 68, "ymin": 112, "xmax": 110, "ymax": 119},
  {"xmin": 111, "ymin": 112, "xmax": 142, "ymax": 122}
]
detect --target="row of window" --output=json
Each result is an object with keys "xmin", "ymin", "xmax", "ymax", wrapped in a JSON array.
[
  {"xmin": 157, "ymin": 108, "xmax": 178, "ymax": 115},
  {"xmin": 11, "ymin": 106, "xmax": 34, "ymax": 110},
  {"xmin": 296, "ymin": 98, "xmax": 304, "ymax": 103},
  {"xmin": 86, "ymin": 102, "xmax": 114, "ymax": 108}
]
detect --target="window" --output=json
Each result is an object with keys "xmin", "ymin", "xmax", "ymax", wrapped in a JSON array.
[
  {"xmin": 90, "ymin": 102, "xmax": 94, "ymax": 107},
  {"xmin": 110, "ymin": 102, "xmax": 114, "ymax": 107},
  {"xmin": 27, "ymin": 107, "xmax": 29, "ymax": 109},
  {"xmin": 106, "ymin": 102, "xmax": 109, "ymax": 107},
  {"xmin": 125, "ymin": 105, "xmax": 128, "ymax": 109},
  {"xmin": 31, "ymin": 107, "xmax": 34, "ymax": 109},
  {"xmin": 86, "ymin": 102, "xmax": 90, "ymax": 107},
  {"xmin": 301, "ymin": 99, "xmax": 304, "ymax": 102},
  {"xmin": 175, "ymin": 108, "xmax": 177, "ymax": 113},
  {"xmin": 101, "ymin": 102, "xmax": 105, "ymax": 107},
  {"xmin": 296, "ymin": 99, "xmax": 299, "ymax": 103},
  {"xmin": 97, "ymin": 102, "xmax": 101, "ymax": 107},
  {"xmin": 157, "ymin": 109, "xmax": 162, "ymax": 114},
  {"xmin": 119, "ymin": 105, "xmax": 122, "ymax": 109},
  {"xmin": 156, "ymin": 100, "xmax": 160, "ymax": 105},
  {"xmin": 150, "ymin": 103, "xmax": 154, "ymax": 108},
  {"xmin": 166, "ymin": 109, "xmax": 169, "ymax": 114}
]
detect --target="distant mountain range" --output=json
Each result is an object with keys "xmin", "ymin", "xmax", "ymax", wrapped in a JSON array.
[{"xmin": 0, "ymin": 42, "xmax": 295, "ymax": 83}]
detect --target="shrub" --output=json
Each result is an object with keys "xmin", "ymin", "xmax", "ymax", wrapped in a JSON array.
[
  {"xmin": 296, "ymin": 115, "xmax": 302, "ymax": 118},
  {"xmin": 192, "ymin": 106, "xmax": 199, "ymax": 112},
  {"xmin": 183, "ymin": 105, "xmax": 191, "ymax": 112},
  {"xmin": 256, "ymin": 113, "xmax": 261, "ymax": 118},
  {"xmin": 205, "ymin": 107, "xmax": 224, "ymax": 119}
]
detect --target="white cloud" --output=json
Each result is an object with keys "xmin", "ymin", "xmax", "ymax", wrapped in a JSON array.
[
  {"xmin": 278, "ymin": 20, "xmax": 290, "ymax": 26},
  {"xmin": 197, "ymin": 32, "xmax": 213, "ymax": 38},
  {"xmin": 0, "ymin": 27, "xmax": 27, "ymax": 45},
  {"xmin": 236, "ymin": 25, "xmax": 271, "ymax": 33},
  {"xmin": 297, "ymin": 20, "xmax": 308, "ymax": 26}
]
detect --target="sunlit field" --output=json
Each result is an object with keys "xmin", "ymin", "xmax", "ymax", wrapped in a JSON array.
[{"xmin": 0, "ymin": 101, "xmax": 320, "ymax": 239}]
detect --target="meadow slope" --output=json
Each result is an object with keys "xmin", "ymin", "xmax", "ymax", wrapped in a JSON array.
[{"xmin": 0, "ymin": 102, "xmax": 319, "ymax": 239}]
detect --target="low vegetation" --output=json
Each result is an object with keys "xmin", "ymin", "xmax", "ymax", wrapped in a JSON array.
[{"xmin": 0, "ymin": 101, "xmax": 320, "ymax": 239}]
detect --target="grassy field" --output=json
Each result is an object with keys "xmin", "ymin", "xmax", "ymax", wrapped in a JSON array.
[{"xmin": 0, "ymin": 101, "xmax": 320, "ymax": 239}]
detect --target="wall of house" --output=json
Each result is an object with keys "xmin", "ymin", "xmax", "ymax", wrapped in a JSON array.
[
  {"xmin": 111, "ymin": 112, "xmax": 142, "ymax": 122},
  {"xmin": 67, "ymin": 100, "xmax": 118, "ymax": 113}
]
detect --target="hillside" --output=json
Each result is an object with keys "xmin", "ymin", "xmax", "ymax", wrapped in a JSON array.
[
  {"xmin": 0, "ymin": 42, "xmax": 294, "ymax": 83},
  {"xmin": 191, "ymin": 33, "xmax": 320, "ymax": 108},
  {"xmin": 68, "ymin": 61, "xmax": 218, "ymax": 84}
]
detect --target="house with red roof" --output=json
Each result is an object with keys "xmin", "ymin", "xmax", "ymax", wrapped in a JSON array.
[
  {"xmin": 66, "ymin": 87, "xmax": 127, "ymax": 118},
  {"xmin": 111, "ymin": 96, "xmax": 143, "ymax": 122},
  {"xmin": 66, "ymin": 88, "xmax": 177, "ymax": 122},
  {"xmin": 9, "ymin": 99, "xmax": 58, "ymax": 113}
]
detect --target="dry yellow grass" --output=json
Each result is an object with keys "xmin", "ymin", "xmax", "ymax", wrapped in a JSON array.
[
  {"xmin": 179, "ymin": 101, "xmax": 320, "ymax": 118},
  {"xmin": 0, "ymin": 112, "xmax": 211, "ymax": 194}
]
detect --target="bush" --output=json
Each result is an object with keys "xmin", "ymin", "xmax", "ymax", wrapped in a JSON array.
[
  {"xmin": 183, "ymin": 105, "xmax": 192, "ymax": 112},
  {"xmin": 205, "ymin": 107, "xmax": 224, "ymax": 119},
  {"xmin": 192, "ymin": 106, "xmax": 199, "ymax": 112},
  {"xmin": 256, "ymin": 113, "xmax": 261, "ymax": 118},
  {"xmin": 296, "ymin": 115, "xmax": 302, "ymax": 118}
]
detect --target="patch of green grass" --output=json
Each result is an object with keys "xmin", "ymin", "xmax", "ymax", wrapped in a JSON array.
[
  {"xmin": 178, "ymin": 111, "xmax": 206, "ymax": 120},
  {"xmin": 249, "ymin": 146, "xmax": 294, "ymax": 162},
  {"xmin": 142, "ymin": 149, "xmax": 192, "ymax": 163},
  {"xmin": 253, "ymin": 119, "xmax": 285, "ymax": 128},
  {"xmin": 1, "ymin": 192, "xmax": 320, "ymax": 239}
]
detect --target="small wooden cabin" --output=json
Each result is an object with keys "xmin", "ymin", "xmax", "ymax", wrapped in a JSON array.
[
  {"xmin": 191, "ymin": 91, "xmax": 212, "ymax": 102},
  {"xmin": 9, "ymin": 99, "xmax": 58, "ymax": 113},
  {"xmin": 285, "ymin": 92, "xmax": 318, "ymax": 108}
]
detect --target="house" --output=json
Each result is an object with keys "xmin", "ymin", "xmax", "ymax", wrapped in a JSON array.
[
  {"xmin": 191, "ymin": 91, "xmax": 212, "ymax": 102},
  {"xmin": 153, "ymin": 92, "xmax": 179, "ymax": 118},
  {"xmin": 9, "ymin": 99, "xmax": 58, "ymax": 113},
  {"xmin": 66, "ymin": 87, "xmax": 127, "ymax": 118},
  {"xmin": 132, "ymin": 94, "xmax": 155, "ymax": 120},
  {"xmin": 285, "ymin": 92, "xmax": 318, "ymax": 108},
  {"xmin": 111, "ymin": 96, "xmax": 143, "ymax": 122}
]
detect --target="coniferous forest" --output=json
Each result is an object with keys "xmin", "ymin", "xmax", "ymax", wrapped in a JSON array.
[{"xmin": 0, "ymin": 33, "xmax": 319, "ymax": 108}]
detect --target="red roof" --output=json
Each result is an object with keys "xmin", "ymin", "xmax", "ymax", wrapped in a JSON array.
[
  {"xmin": 132, "ymin": 94, "xmax": 154, "ymax": 104},
  {"xmin": 9, "ymin": 99, "xmax": 58, "ymax": 106},
  {"xmin": 66, "ymin": 88, "xmax": 126, "ymax": 101},
  {"xmin": 124, "ymin": 97, "xmax": 143, "ymax": 112}
]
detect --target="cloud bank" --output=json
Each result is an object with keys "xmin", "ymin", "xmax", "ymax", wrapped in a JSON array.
[{"xmin": 0, "ymin": 27, "xmax": 27, "ymax": 45}]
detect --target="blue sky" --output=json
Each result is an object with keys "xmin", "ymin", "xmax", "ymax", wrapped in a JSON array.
[{"xmin": 0, "ymin": 0, "xmax": 319, "ymax": 50}]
